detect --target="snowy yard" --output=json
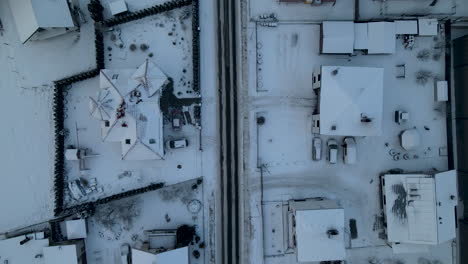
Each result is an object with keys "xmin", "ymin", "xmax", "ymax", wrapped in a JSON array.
[
  {"xmin": 0, "ymin": 0, "xmax": 95, "ymax": 233},
  {"xmin": 85, "ymin": 178, "xmax": 206, "ymax": 264},
  {"xmin": 244, "ymin": 20, "xmax": 452, "ymax": 264},
  {"xmin": 0, "ymin": 3, "xmax": 219, "ymax": 263}
]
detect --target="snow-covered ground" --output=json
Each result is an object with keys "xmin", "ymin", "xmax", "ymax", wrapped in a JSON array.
[
  {"xmin": 241, "ymin": 1, "xmax": 455, "ymax": 263},
  {"xmin": 85, "ymin": 178, "xmax": 206, "ymax": 264},
  {"xmin": 0, "ymin": 0, "xmax": 95, "ymax": 233},
  {"xmin": 0, "ymin": 0, "xmax": 220, "ymax": 262}
]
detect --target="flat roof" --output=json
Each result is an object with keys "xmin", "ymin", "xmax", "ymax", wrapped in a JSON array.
[
  {"xmin": 368, "ymin": 22, "xmax": 396, "ymax": 54},
  {"xmin": 0, "ymin": 233, "xmax": 49, "ymax": 264},
  {"xmin": 318, "ymin": 66, "xmax": 384, "ymax": 136},
  {"xmin": 382, "ymin": 171, "xmax": 457, "ymax": 245},
  {"xmin": 65, "ymin": 219, "xmax": 87, "ymax": 240},
  {"xmin": 295, "ymin": 208, "xmax": 346, "ymax": 262},
  {"xmin": 155, "ymin": 246, "xmax": 189, "ymax": 263},
  {"xmin": 132, "ymin": 247, "xmax": 189, "ymax": 264},
  {"xmin": 321, "ymin": 21, "xmax": 354, "ymax": 54},
  {"xmin": 43, "ymin": 245, "xmax": 78, "ymax": 264}
]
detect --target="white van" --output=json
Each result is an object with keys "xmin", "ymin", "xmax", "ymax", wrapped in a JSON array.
[
  {"xmin": 343, "ymin": 137, "xmax": 357, "ymax": 164},
  {"xmin": 327, "ymin": 139, "xmax": 338, "ymax": 164},
  {"xmin": 312, "ymin": 137, "xmax": 322, "ymax": 161}
]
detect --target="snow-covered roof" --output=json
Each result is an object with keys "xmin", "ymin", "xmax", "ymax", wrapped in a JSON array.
[
  {"xmin": 43, "ymin": 245, "xmax": 78, "ymax": 264},
  {"xmin": 395, "ymin": 20, "xmax": 418, "ymax": 35},
  {"xmin": 317, "ymin": 66, "xmax": 384, "ymax": 136},
  {"xmin": 0, "ymin": 233, "xmax": 49, "ymax": 264},
  {"xmin": 132, "ymin": 249, "xmax": 157, "ymax": 264},
  {"xmin": 291, "ymin": 202, "xmax": 345, "ymax": 262},
  {"xmin": 132, "ymin": 247, "xmax": 189, "ymax": 264},
  {"xmin": 418, "ymin": 18, "xmax": 438, "ymax": 36},
  {"xmin": 155, "ymin": 246, "xmax": 189, "ymax": 263},
  {"xmin": 400, "ymin": 129, "xmax": 421, "ymax": 150},
  {"xmin": 382, "ymin": 171, "xmax": 458, "ymax": 246},
  {"xmin": 368, "ymin": 22, "xmax": 396, "ymax": 54},
  {"xmin": 321, "ymin": 21, "xmax": 354, "ymax": 54},
  {"xmin": 8, "ymin": 0, "xmax": 75, "ymax": 43},
  {"xmin": 354, "ymin": 23, "xmax": 368, "ymax": 50},
  {"xmin": 91, "ymin": 60, "xmax": 168, "ymax": 160},
  {"xmin": 65, "ymin": 219, "xmax": 87, "ymax": 240}
]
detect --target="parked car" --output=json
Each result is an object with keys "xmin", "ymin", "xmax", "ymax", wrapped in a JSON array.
[
  {"xmin": 312, "ymin": 137, "xmax": 322, "ymax": 161},
  {"xmin": 167, "ymin": 139, "xmax": 188, "ymax": 149},
  {"xmin": 343, "ymin": 137, "xmax": 357, "ymax": 164},
  {"xmin": 327, "ymin": 139, "xmax": 338, "ymax": 164}
]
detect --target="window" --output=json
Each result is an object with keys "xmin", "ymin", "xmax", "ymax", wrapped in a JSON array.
[
  {"xmin": 104, "ymin": 120, "xmax": 110, "ymax": 127},
  {"xmin": 318, "ymin": 74, "xmax": 321, "ymax": 81},
  {"xmin": 112, "ymin": 74, "xmax": 119, "ymax": 80},
  {"xmin": 149, "ymin": 139, "xmax": 156, "ymax": 144},
  {"xmin": 125, "ymin": 139, "xmax": 131, "ymax": 144},
  {"xmin": 313, "ymin": 76, "xmax": 316, "ymax": 83}
]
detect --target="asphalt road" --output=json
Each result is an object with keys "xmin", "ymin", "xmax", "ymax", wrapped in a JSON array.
[{"xmin": 217, "ymin": 0, "xmax": 240, "ymax": 263}]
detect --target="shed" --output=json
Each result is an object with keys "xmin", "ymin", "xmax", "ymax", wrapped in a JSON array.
[
  {"xmin": 312, "ymin": 66, "xmax": 384, "ymax": 136},
  {"xmin": 65, "ymin": 219, "xmax": 87, "ymax": 240},
  {"xmin": 288, "ymin": 199, "xmax": 345, "ymax": 263},
  {"xmin": 381, "ymin": 170, "xmax": 458, "ymax": 249},
  {"xmin": 8, "ymin": 0, "xmax": 75, "ymax": 43},
  {"xmin": 321, "ymin": 21, "xmax": 354, "ymax": 54},
  {"xmin": 435, "ymin": 81, "xmax": 448, "ymax": 102},
  {"xmin": 109, "ymin": 0, "xmax": 128, "ymax": 16},
  {"xmin": 368, "ymin": 22, "xmax": 396, "ymax": 54}
]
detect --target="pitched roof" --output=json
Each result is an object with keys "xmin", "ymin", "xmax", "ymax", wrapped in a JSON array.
[
  {"xmin": 8, "ymin": 0, "xmax": 75, "ymax": 43},
  {"xmin": 318, "ymin": 66, "xmax": 384, "ymax": 136}
]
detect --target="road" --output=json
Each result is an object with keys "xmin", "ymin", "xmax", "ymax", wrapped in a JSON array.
[{"xmin": 217, "ymin": 0, "xmax": 240, "ymax": 263}]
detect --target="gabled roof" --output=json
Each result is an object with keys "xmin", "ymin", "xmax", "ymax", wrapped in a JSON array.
[
  {"xmin": 318, "ymin": 66, "xmax": 384, "ymax": 136},
  {"xmin": 132, "ymin": 59, "xmax": 169, "ymax": 97},
  {"xmin": 8, "ymin": 0, "xmax": 75, "ymax": 43}
]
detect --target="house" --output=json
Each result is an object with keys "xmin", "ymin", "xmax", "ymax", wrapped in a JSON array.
[
  {"xmin": 380, "ymin": 170, "xmax": 458, "ymax": 253},
  {"xmin": 287, "ymin": 198, "xmax": 346, "ymax": 263},
  {"xmin": 89, "ymin": 60, "xmax": 170, "ymax": 160},
  {"xmin": 312, "ymin": 66, "xmax": 384, "ymax": 136},
  {"xmin": 8, "ymin": 0, "xmax": 76, "ymax": 44}
]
